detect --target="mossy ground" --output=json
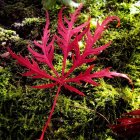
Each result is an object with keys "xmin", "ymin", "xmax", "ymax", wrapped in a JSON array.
[{"xmin": 0, "ymin": 0, "xmax": 140, "ymax": 140}]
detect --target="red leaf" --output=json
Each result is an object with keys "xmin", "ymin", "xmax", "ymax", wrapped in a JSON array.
[
  {"xmin": 93, "ymin": 16, "xmax": 120, "ymax": 44},
  {"xmin": 8, "ymin": 5, "xmax": 132, "ymax": 140},
  {"xmin": 56, "ymin": 4, "xmax": 89, "ymax": 75},
  {"xmin": 91, "ymin": 68, "xmax": 132, "ymax": 84},
  {"xmin": 109, "ymin": 109, "xmax": 140, "ymax": 136},
  {"xmin": 32, "ymin": 83, "xmax": 57, "ymax": 89},
  {"xmin": 64, "ymin": 84, "xmax": 85, "ymax": 96},
  {"xmin": 109, "ymin": 122, "xmax": 140, "ymax": 136},
  {"xmin": 22, "ymin": 71, "xmax": 35, "ymax": 76},
  {"xmin": 123, "ymin": 109, "xmax": 140, "ymax": 116},
  {"xmin": 110, "ymin": 71, "xmax": 132, "ymax": 85},
  {"xmin": 117, "ymin": 118, "xmax": 140, "ymax": 124},
  {"xmin": 8, "ymin": 48, "xmax": 57, "ymax": 81},
  {"xmin": 27, "ymin": 12, "xmax": 58, "ymax": 77},
  {"xmin": 84, "ymin": 41, "xmax": 111, "ymax": 56}
]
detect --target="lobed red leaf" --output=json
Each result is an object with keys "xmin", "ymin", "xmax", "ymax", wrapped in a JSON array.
[
  {"xmin": 109, "ymin": 109, "xmax": 140, "ymax": 136},
  {"xmin": 64, "ymin": 84, "xmax": 85, "ymax": 96}
]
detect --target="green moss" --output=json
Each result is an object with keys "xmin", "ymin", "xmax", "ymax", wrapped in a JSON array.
[
  {"xmin": 0, "ymin": 68, "xmax": 22, "ymax": 98},
  {"xmin": 0, "ymin": 0, "xmax": 140, "ymax": 139},
  {"xmin": 0, "ymin": 27, "xmax": 20, "ymax": 45},
  {"xmin": 22, "ymin": 18, "xmax": 45, "ymax": 26}
]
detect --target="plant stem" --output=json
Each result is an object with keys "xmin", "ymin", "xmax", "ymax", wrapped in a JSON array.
[{"xmin": 39, "ymin": 85, "xmax": 62, "ymax": 140}]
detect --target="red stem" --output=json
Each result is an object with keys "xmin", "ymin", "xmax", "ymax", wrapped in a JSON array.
[{"xmin": 39, "ymin": 85, "xmax": 61, "ymax": 140}]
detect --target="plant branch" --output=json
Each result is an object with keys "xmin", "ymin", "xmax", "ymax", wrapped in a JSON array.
[{"xmin": 39, "ymin": 85, "xmax": 62, "ymax": 140}]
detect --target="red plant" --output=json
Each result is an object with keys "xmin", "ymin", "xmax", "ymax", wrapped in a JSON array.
[
  {"xmin": 109, "ymin": 109, "xmax": 140, "ymax": 136},
  {"xmin": 8, "ymin": 5, "xmax": 132, "ymax": 140}
]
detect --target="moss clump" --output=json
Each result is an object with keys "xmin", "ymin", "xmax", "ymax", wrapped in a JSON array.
[
  {"xmin": 22, "ymin": 17, "xmax": 45, "ymax": 26},
  {"xmin": 0, "ymin": 68, "xmax": 22, "ymax": 98},
  {"xmin": 0, "ymin": 27, "xmax": 20, "ymax": 46},
  {"xmin": 0, "ymin": 0, "xmax": 140, "ymax": 140}
]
